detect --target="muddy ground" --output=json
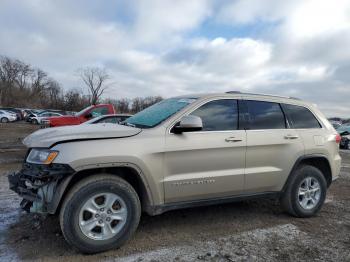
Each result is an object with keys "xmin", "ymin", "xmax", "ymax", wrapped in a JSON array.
[{"xmin": 0, "ymin": 122, "xmax": 349, "ymax": 261}]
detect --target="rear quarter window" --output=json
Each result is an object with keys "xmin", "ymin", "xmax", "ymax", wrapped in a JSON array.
[{"xmin": 281, "ymin": 104, "xmax": 321, "ymax": 129}]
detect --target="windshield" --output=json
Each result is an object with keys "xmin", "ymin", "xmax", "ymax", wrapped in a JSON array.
[{"xmin": 125, "ymin": 97, "xmax": 197, "ymax": 128}]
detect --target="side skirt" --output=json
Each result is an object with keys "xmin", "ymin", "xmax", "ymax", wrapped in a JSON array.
[{"xmin": 148, "ymin": 192, "xmax": 281, "ymax": 216}]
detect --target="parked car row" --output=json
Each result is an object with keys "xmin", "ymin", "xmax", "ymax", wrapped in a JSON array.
[
  {"xmin": 0, "ymin": 104, "xmax": 133, "ymax": 128},
  {"xmin": 0, "ymin": 107, "xmax": 27, "ymax": 120},
  {"xmin": 29, "ymin": 111, "xmax": 64, "ymax": 124},
  {"xmin": 0, "ymin": 109, "xmax": 18, "ymax": 122},
  {"xmin": 336, "ymin": 124, "xmax": 350, "ymax": 149},
  {"xmin": 40, "ymin": 104, "xmax": 116, "ymax": 127}
]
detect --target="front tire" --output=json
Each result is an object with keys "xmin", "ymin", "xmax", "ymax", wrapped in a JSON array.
[
  {"xmin": 281, "ymin": 165, "xmax": 327, "ymax": 217},
  {"xmin": 1, "ymin": 117, "xmax": 9, "ymax": 123},
  {"xmin": 32, "ymin": 119, "xmax": 38, "ymax": 124},
  {"xmin": 60, "ymin": 175, "xmax": 141, "ymax": 254}
]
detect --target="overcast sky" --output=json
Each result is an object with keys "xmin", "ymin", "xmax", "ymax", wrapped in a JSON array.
[{"xmin": 0, "ymin": 0, "xmax": 349, "ymax": 117}]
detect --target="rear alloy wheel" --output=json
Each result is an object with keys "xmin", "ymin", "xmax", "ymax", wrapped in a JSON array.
[
  {"xmin": 297, "ymin": 177, "xmax": 321, "ymax": 210},
  {"xmin": 281, "ymin": 165, "xmax": 327, "ymax": 217},
  {"xmin": 60, "ymin": 175, "xmax": 141, "ymax": 254},
  {"xmin": 1, "ymin": 117, "xmax": 9, "ymax": 123}
]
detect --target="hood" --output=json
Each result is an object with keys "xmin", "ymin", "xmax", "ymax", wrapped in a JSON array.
[{"xmin": 23, "ymin": 123, "xmax": 142, "ymax": 148}]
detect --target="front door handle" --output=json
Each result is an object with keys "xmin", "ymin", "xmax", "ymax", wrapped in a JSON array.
[
  {"xmin": 225, "ymin": 137, "xmax": 242, "ymax": 142},
  {"xmin": 284, "ymin": 134, "xmax": 299, "ymax": 140}
]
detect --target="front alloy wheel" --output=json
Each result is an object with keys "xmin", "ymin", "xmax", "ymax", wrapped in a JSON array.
[
  {"xmin": 60, "ymin": 175, "xmax": 141, "ymax": 254},
  {"xmin": 79, "ymin": 193, "xmax": 128, "ymax": 240}
]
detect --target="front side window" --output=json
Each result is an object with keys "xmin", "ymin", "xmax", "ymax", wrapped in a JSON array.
[
  {"xmin": 190, "ymin": 99, "xmax": 238, "ymax": 131},
  {"xmin": 246, "ymin": 100, "xmax": 286, "ymax": 129},
  {"xmin": 282, "ymin": 104, "xmax": 321, "ymax": 129},
  {"xmin": 126, "ymin": 98, "xmax": 197, "ymax": 128}
]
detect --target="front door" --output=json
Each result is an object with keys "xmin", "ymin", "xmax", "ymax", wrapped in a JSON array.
[{"xmin": 163, "ymin": 99, "xmax": 246, "ymax": 203}]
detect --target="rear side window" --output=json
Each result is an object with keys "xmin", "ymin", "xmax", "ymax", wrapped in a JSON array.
[
  {"xmin": 246, "ymin": 100, "xmax": 286, "ymax": 129},
  {"xmin": 190, "ymin": 99, "xmax": 238, "ymax": 131},
  {"xmin": 282, "ymin": 104, "xmax": 321, "ymax": 129}
]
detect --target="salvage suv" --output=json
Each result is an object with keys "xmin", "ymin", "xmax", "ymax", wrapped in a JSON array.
[{"xmin": 9, "ymin": 92, "xmax": 341, "ymax": 253}]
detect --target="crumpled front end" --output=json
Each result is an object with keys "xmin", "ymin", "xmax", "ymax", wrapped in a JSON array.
[{"xmin": 8, "ymin": 163, "xmax": 75, "ymax": 214}]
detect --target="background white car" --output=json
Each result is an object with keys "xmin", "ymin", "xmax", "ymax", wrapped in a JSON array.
[
  {"xmin": 0, "ymin": 110, "xmax": 17, "ymax": 123},
  {"xmin": 31, "ymin": 112, "xmax": 63, "ymax": 124},
  {"xmin": 83, "ymin": 114, "xmax": 132, "ymax": 124}
]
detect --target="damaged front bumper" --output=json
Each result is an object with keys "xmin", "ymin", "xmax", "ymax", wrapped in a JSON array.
[{"xmin": 8, "ymin": 162, "xmax": 75, "ymax": 214}]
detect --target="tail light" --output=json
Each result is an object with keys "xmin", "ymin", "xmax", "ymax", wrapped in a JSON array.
[{"xmin": 335, "ymin": 134, "xmax": 341, "ymax": 144}]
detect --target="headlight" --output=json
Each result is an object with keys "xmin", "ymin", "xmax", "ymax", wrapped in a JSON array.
[{"xmin": 27, "ymin": 149, "xmax": 59, "ymax": 164}]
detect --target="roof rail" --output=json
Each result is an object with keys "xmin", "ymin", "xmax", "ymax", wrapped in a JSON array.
[
  {"xmin": 225, "ymin": 91, "xmax": 241, "ymax": 94},
  {"xmin": 225, "ymin": 91, "xmax": 300, "ymax": 100}
]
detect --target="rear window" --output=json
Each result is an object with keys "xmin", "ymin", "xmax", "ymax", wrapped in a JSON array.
[
  {"xmin": 282, "ymin": 104, "xmax": 321, "ymax": 129},
  {"xmin": 246, "ymin": 100, "xmax": 286, "ymax": 129}
]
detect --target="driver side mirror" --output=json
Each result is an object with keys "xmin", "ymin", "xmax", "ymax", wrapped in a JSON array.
[{"xmin": 172, "ymin": 115, "xmax": 203, "ymax": 134}]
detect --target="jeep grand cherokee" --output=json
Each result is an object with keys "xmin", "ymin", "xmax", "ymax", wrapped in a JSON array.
[{"xmin": 8, "ymin": 91, "xmax": 341, "ymax": 253}]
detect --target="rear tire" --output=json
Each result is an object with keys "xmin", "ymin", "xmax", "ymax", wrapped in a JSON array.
[
  {"xmin": 281, "ymin": 165, "xmax": 327, "ymax": 217},
  {"xmin": 1, "ymin": 117, "xmax": 9, "ymax": 123},
  {"xmin": 60, "ymin": 174, "xmax": 141, "ymax": 254}
]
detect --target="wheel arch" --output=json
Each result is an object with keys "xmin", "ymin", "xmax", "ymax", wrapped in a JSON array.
[
  {"xmin": 283, "ymin": 154, "xmax": 332, "ymax": 192},
  {"xmin": 50, "ymin": 164, "xmax": 155, "ymax": 216}
]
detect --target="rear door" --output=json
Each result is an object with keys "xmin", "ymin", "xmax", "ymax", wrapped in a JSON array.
[
  {"xmin": 243, "ymin": 99, "xmax": 304, "ymax": 193},
  {"xmin": 164, "ymin": 98, "xmax": 246, "ymax": 203},
  {"xmin": 281, "ymin": 103, "xmax": 329, "ymax": 156}
]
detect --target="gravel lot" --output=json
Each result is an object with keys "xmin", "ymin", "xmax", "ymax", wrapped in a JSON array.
[{"xmin": 0, "ymin": 122, "xmax": 349, "ymax": 261}]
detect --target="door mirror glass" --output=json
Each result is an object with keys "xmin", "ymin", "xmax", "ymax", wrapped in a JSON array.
[{"xmin": 172, "ymin": 115, "xmax": 203, "ymax": 134}]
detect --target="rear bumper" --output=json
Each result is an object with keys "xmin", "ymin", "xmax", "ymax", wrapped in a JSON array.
[
  {"xmin": 331, "ymin": 153, "xmax": 342, "ymax": 182},
  {"xmin": 8, "ymin": 163, "xmax": 75, "ymax": 214}
]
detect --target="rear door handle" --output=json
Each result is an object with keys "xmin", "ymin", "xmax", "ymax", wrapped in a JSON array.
[
  {"xmin": 284, "ymin": 134, "xmax": 299, "ymax": 140},
  {"xmin": 225, "ymin": 137, "xmax": 242, "ymax": 142}
]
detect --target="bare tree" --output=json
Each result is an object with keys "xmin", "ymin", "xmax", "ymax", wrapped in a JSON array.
[
  {"xmin": 117, "ymin": 98, "xmax": 131, "ymax": 113},
  {"xmin": 0, "ymin": 56, "xmax": 26, "ymax": 105},
  {"xmin": 64, "ymin": 90, "xmax": 89, "ymax": 111},
  {"xmin": 79, "ymin": 67, "xmax": 110, "ymax": 105},
  {"xmin": 0, "ymin": 55, "xmax": 163, "ymax": 113},
  {"xmin": 130, "ymin": 96, "xmax": 163, "ymax": 113}
]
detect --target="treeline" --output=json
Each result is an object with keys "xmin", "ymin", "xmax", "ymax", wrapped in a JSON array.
[{"xmin": 0, "ymin": 56, "xmax": 162, "ymax": 113}]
